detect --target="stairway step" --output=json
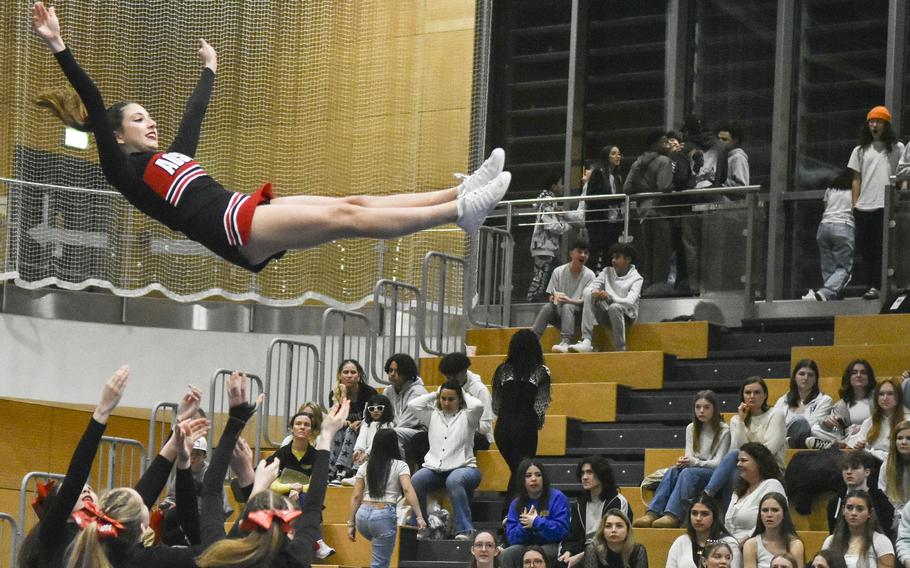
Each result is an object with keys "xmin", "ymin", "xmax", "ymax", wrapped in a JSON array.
[
  {"xmin": 739, "ymin": 316, "xmax": 835, "ymax": 333},
  {"xmin": 714, "ymin": 330, "xmax": 833, "ymax": 351},
  {"xmin": 671, "ymin": 360, "xmax": 791, "ymax": 383},
  {"xmin": 614, "ymin": 412, "xmax": 691, "ymax": 424},
  {"xmin": 414, "ymin": 539, "xmax": 474, "ymax": 561},
  {"xmin": 618, "ymin": 388, "xmax": 740, "ymax": 414},
  {"xmin": 707, "ymin": 348, "xmax": 793, "ymax": 360},
  {"xmin": 577, "ymin": 423, "xmax": 687, "ymax": 448}
]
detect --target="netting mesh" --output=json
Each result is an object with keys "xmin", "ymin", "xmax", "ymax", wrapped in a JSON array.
[{"xmin": 1, "ymin": 1, "xmax": 486, "ymax": 306}]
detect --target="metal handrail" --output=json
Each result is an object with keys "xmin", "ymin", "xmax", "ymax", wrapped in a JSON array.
[
  {"xmin": 419, "ymin": 252, "xmax": 467, "ymax": 355},
  {"xmin": 318, "ymin": 308, "xmax": 373, "ymax": 408},
  {"xmin": 371, "ymin": 279, "xmax": 421, "ymax": 384},
  {"xmin": 0, "ymin": 512, "xmax": 18, "ymax": 568},
  {"xmin": 262, "ymin": 338, "xmax": 320, "ymax": 446},
  {"xmin": 207, "ymin": 370, "xmax": 264, "ymax": 460},
  {"xmin": 97, "ymin": 436, "xmax": 147, "ymax": 491},
  {"xmin": 469, "ymin": 226, "xmax": 514, "ymax": 327},
  {"xmin": 148, "ymin": 402, "xmax": 178, "ymax": 464},
  {"xmin": 18, "ymin": 472, "xmax": 66, "ymax": 539}
]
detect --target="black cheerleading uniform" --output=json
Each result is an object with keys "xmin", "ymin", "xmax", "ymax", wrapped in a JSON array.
[{"xmin": 52, "ymin": 47, "xmax": 282, "ymax": 272}]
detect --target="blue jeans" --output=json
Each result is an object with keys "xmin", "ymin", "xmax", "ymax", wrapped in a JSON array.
[
  {"xmin": 410, "ymin": 466, "xmax": 481, "ymax": 534},
  {"xmin": 648, "ymin": 466, "xmax": 715, "ymax": 519},
  {"xmin": 704, "ymin": 450, "xmax": 739, "ymax": 509},
  {"xmin": 816, "ymin": 222, "xmax": 854, "ymax": 299},
  {"xmin": 356, "ymin": 503, "xmax": 398, "ymax": 568}
]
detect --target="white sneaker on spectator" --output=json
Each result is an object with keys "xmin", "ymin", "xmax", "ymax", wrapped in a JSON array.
[
  {"xmin": 863, "ymin": 287, "xmax": 880, "ymax": 300},
  {"xmin": 457, "ymin": 148, "xmax": 505, "ymax": 197},
  {"xmin": 341, "ymin": 476, "xmax": 355, "ymax": 486},
  {"xmin": 315, "ymin": 539, "xmax": 336, "ymax": 559},
  {"xmin": 801, "ymin": 289, "xmax": 818, "ymax": 301},
  {"xmin": 551, "ymin": 341, "xmax": 570, "ymax": 353},
  {"xmin": 568, "ymin": 338, "xmax": 594, "ymax": 353},
  {"xmin": 456, "ymin": 172, "xmax": 511, "ymax": 234},
  {"xmin": 805, "ymin": 436, "xmax": 833, "ymax": 450}
]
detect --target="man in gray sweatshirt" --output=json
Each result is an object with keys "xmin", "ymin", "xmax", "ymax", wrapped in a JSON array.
[
  {"xmin": 717, "ymin": 121, "xmax": 750, "ymax": 187},
  {"xmin": 384, "ymin": 353, "xmax": 429, "ymax": 466}
]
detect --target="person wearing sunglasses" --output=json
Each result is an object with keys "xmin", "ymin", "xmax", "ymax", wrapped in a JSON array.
[{"xmin": 349, "ymin": 394, "xmax": 397, "ymax": 481}]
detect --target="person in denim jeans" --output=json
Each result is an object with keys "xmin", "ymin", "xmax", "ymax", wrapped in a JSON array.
[
  {"xmin": 348, "ymin": 429, "xmax": 425, "ymax": 568},
  {"xmin": 804, "ymin": 170, "xmax": 855, "ymax": 302},
  {"xmin": 634, "ymin": 390, "xmax": 730, "ymax": 529},
  {"xmin": 408, "ymin": 381, "xmax": 485, "ymax": 540}
]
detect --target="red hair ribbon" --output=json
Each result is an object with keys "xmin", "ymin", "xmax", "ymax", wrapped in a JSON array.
[
  {"xmin": 32, "ymin": 479, "xmax": 57, "ymax": 518},
  {"xmin": 240, "ymin": 509, "xmax": 302, "ymax": 534},
  {"xmin": 71, "ymin": 500, "xmax": 124, "ymax": 539},
  {"xmin": 148, "ymin": 508, "xmax": 164, "ymax": 546}
]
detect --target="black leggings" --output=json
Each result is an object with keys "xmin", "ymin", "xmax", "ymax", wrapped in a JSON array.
[{"xmin": 494, "ymin": 416, "xmax": 538, "ymax": 503}]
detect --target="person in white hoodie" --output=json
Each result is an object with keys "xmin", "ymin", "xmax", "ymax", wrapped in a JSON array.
[
  {"xmin": 568, "ymin": 243, "xmax": 643, "ymax": 352},
  {"xmin": 772, "ymin": 359, "xmax": 832, "ymax": 448},
  {"xmin": 438, "ymin": 352, "xmax": 494, "ymax": 451}
]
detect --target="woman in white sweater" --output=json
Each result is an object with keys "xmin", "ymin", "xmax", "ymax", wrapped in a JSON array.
[
  {"xmin": 878, "ymin": 420, "xmax": 910, "ymax": 531},
  {"xmin": 664, "ymin": 494, "xmax": 740, "ymax": 568},
  {"xmin": 846, "ymin": 378, "xmax": 906, "ymax": 463},
  {"xmin": 634, "ymin": 391, "xmax": 731, "ymax": 528},
  {"xmin": 773, "ymin": 359, "xmax": 832, "ymax": 449},
  {"xmin": 408, "ymin": 380, "xmax": 485, "ymax": 539},
  {"xmin": 807, "ymin": 360, "xmax": 876, "ymax": 450},
  {"xmin": 704, "ymin": 377, "xmax": 786, "ymax": 507},
  {"xmin": 724, "ymin": 442, "xmax": 786, "ymax": 543}
]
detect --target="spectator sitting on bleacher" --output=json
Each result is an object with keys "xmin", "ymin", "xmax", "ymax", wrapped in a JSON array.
[
  {"xmin": 327, "ymin": 359, "xmax": 379, "ymax": 485},
  {"xmin": 500, "ymin": 458, "xmax": 570, "ymax": 568},
  {"xmin": 770, "ymin": 553, "xmax": 801, "ymax": 568},
  {"xmin": 880, "ymin": 421, "xmax": 910, "ymax": 533},
  {"xmin": 810, "ymin": 549, "xmax": 849, "ymax": 568},
  {"xmin": 845, "ymin": 378, "xmax": 906, "ymax": 462},
  {"xmin": 567, "ymin": 243, "xmax": 642, "ymax": 353},
  {"xmin": 383, "ymin": 353, "xmax": 429, "ymax": 467},
  {"xmin": 823, "ymin": 490, "xmax": 895, "ymax": 568},
  {"xmin": 701, "ymin": 541, "xmax": 735, "ymax": 568},
  {"xmin": 408, "ymin": 380, "xmax": 484, "ymax": 540},
  {"xmin": 635, "ymin": 390, "xmax": 731, "ymax": 529},
  {"xmin": 469, "ymin": 530, "xmax": 504, "ymax": 568},
  {"xmin": 349, "ymin": 394, "xmax": 396, "ymax": 476},
  {"xmin": 526, "ymin": 171, "xmax": 571, "ymax": 302},
  {"xmin": 583, "ymin": 509, "xmax": 648, "ymax": 568},
  {"xmin": 897, "ymin": 500, "xmax": 910, "ymax": 568},
  {"xmin": 439, "ymin": 351, "xmax": 495, "ymax": 452},
  {"xmin": 772, "ymin": 359, "xmax": 833, "ymax": 449},
  {"xmin": 663, "ymin": 494, "xmax": 739, "ymax": 568},
  {"xmin": 704, "ymin": 377, "xmax": 786, "ymax": 508},
  {"xmin": 531, "ymin": 239, "xmax": 595, "ymax": 353},
  {"xmin": 723, "ymin": 442, "xmax": 786, "ymax": 544},
  {"xmin": 560, "ymin": 455, "xmax": 632, "ymax": 567},
  {"xmin": 807, "ymin": 360, "xmax": 876, "ymax": 450},
  {"xmin": 828, "ymin": 451, "xmax": 894, "ymax": 539},
  {"xmin": 741, "ymin": 492, "xmax": 804, "ymax": 567}
]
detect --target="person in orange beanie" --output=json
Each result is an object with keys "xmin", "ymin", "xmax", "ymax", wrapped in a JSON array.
[{"xmin": 847, "ymin": 105, "xmax": 903, "ymax": 300}]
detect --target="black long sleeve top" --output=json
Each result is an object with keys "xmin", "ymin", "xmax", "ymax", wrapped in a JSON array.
[{"xmin": 51, "ymin": 49, "xmax": 246, "ymax": 244}]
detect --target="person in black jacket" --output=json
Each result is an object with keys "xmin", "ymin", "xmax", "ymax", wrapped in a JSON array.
[
  {"xmin": 31, "ymin": 2, "xmax": 509, "ymax": 273},
  {"xmin": 559, "ymin": 456, "xmax": 631, "ymax": 567},
  {"xmin": 826, "ymin": 450, "xmax": 894, "ymax": 538}
]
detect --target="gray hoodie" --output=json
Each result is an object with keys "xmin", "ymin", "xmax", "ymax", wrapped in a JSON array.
[
  {"xmin": 384, "ymin": 376, "xmax": 428, "ymax": 430},
  {"xmin": 723, "ymin": 147, "xmax": 750, "ymax": 187}
]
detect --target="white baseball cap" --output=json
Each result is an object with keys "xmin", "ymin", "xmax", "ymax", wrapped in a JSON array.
[{"xmin": 192, "ymin": 437, "xmax": 208, "ymax": 453}]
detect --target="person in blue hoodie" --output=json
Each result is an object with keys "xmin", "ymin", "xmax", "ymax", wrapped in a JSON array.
[{"xmin": 500, "ymin": 458, "xmax": 570, "ymax": 568}]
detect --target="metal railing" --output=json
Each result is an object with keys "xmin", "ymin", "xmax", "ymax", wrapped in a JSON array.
[
  {"xmin": 96, "ymin": 436, "xmax": 147, "ymax": 490},
  {"xmin": 419, "ymin": 252, "xmax": 467, "ymax": 355},
  {"xmin": 17, "ymin": 472, "xmax": 66, "ymax": 541},
  {"xmin": 318, "ymin": 309, "xmax": 372, "ymax": 407},
  {"xmin": 262, "ymin": 339, "xmax": 320, "ymax": 446},
  {"xmin": 148, "ymin": 402, "xmax": 178, "ymax": 464},
  {"xmin": 207, "ymin": 370, "xmax": 264, "ymax": 459},
  {"xmin": 0, "ymin": 512, "xmax": 17, "ymax": 568},
  {"xmin": 469, "ymin": 226, "xmax": 514, "ymax": 327},
  {"xmin": 371, "ymin": 279, "xmax": 421, "ymax": 384}
]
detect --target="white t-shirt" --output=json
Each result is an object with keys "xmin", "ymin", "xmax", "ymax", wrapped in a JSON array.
[
  {"xmin": 822, "ymin": 531, "xmax": 894, "ymax": 568},
  {"xmin": 355, "ymin": 459, "xmax": 410, "ymax": 503},
  {"xmin": 848, "ymin": 141, "xmax": 904, "ymax": 211},
  {"xmin": 822, "ymin": 188, "xmax": 855, "ymax": 227},
  {"xmin": 725, "ymin": 478, "xmax": 787, "ymax": 542}
]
